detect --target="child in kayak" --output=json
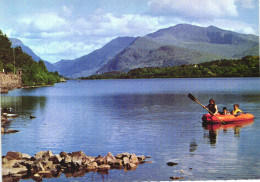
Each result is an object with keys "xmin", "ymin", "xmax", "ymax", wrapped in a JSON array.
[
  {"xmin": 231, "ymin": 104, "xmax": 243, "ymax": 116},
  {"xmin": 204, "ymin": 98, "xmax": 218, "ymax": 115},
  {"xmin": 220, "ymin": 107, "xmax": 230, "ymax": 115}
]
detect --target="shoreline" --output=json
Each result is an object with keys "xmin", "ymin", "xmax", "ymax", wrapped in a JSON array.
[{"xmin": 2, "ymin": 150, "xmax": 149, "ymax": 181}]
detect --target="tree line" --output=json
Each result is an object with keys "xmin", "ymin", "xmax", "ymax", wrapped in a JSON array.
[
  {"xmin": 0, "ymin": 30, "xmax": 61, "ymax": 86},
  {"xmin": 81, "ymin": 55, "xmax": 259, "ymax": 80}
]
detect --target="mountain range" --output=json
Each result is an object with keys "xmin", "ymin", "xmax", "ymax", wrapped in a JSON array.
[
  {"xmin": 11, "ymin": 24, "xmax": 259, "ymax": 78},
  {"xmin": 98, "ymin": 24, "xmax": 259, "ymax": 73},
  {"xmin": 54, "ymin": 37, "xmax": 135, "ymax": 78}
]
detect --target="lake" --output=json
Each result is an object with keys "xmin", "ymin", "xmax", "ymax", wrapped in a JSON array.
[{"xmin": 1, "ymin": 78, "xmax": 260, "ymax": 181}]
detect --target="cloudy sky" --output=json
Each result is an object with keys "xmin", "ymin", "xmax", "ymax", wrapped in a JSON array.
[{"xmin": 0, "ymin": 0, "xmax": 258, "ymax": 63}]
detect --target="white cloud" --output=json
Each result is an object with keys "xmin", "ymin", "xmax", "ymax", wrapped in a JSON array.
[
  {"xmin": 25, "ymin": 13, "xmax": 66, "ymax": 31},
  {"xmin": 148, "ymin": 0, "xmax": 239, "ymax": 20}
]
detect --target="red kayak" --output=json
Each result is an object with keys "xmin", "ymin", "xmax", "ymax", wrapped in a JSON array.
[{"xmin": 202, "ymin": 113, "xmax": 254, "ymax": 123}]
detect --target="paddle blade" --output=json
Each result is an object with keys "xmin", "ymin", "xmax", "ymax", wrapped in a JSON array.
[{"xmin": 188, "ymin": 93, "xmax": 196, "ymax": 102}]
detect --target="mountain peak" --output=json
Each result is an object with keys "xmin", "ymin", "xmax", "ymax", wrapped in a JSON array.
[
  {"xmin": 10, "ymin": 38, "xmax": 24, "ymax": 46},
  {"xmin": 206, "ymin": 25, "xmax": 224, "ymax": 32}
]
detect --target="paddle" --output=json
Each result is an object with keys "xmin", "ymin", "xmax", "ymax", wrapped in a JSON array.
[{"xmin": 188, "ymin": 93, "xmax": 226, "ymax": 124}]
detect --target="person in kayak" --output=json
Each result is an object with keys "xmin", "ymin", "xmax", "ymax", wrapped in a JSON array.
[
  {"xmin": 204, "ymin": 98, "xmax": 218, "ymax": 115},
  {"xmin": 231, "ymin": 104, "xmax": 243, "ymax": 116},
  {"xmin": 220, "ymin": 107, "xmax": 230, "ymax": 115}
]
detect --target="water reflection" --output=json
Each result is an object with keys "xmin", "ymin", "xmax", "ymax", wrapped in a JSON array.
[
  {"xmin": 1, "ymin": 95, "xmax": 47, "ymax": 116},
  {"xmin": 189, "ymin": 141, "xmax": 198, "ymax": 152},
  {"xmin": 202, "ymin": 120, "xmax": 254, "ymax": 146}
]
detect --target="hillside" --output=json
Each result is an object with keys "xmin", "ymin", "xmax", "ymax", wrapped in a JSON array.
[
  {"xmin": 98, "ymin": 37, "xmax": 223, "ymax": 72},
  {"xmin": 83, "ymin": 56, "xmax": 259, "ymax": 79},
  {"xmin": 97, "ymin": 24, "xmax": 259, "ymax": 73},
  {"xmin": 10, "ymin": 38, "xmax": 58, "ymax": 72},
  {"xmin": 54, "ymin": 36, "xmax": 135, "ymax": 78}
]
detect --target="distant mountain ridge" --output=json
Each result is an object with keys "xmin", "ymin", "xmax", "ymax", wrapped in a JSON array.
[
  {"xmin": 97, "ymin": 24, "xmax": 259, "ymax": 73},
  {"xmin": 145, "ymin": 24, "xmax": 258, "ymax": 57},
  {"xmin": 10, "ymin": 38, "xmax": 58, "ymax": 72}
]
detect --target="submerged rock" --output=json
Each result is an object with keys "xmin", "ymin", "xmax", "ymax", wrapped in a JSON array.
[
  {"xmin": 169, "ymin": 177, "xmax": 184, "ymax": 180},
  {"xmin": 30, "ymin": 115, "xmax": 36, "ymax": 119},
  {"xmin": 167, "ymin": 162, "xmax": 178, "ymax": 166},
  {"xmin": 3, "ymin": 129, "xmax": 19, "ymax": 134}
]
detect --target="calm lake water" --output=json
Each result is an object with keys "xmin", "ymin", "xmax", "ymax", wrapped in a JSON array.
[{"xmin": 1, "ymin": 78, "xmax": 260, "ymax": 181}]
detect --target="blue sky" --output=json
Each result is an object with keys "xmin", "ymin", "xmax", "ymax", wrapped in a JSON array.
[{"xmin": 0, "ymin": 0, "xmax": 259, "ymax": 63}]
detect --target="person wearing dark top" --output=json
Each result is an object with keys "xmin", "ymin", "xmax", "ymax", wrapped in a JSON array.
[{"xmin": 204, "ymin": 98, "xmax": 218, "ymax": 115}]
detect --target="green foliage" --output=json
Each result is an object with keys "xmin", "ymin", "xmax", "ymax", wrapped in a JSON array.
[
  {"xmin": 0, "ymin": 29, "xmax": 61, "ymax": 86},
  {"xmin": 82, "ymin": 56, "xmax": 259, "ymax": 80}
]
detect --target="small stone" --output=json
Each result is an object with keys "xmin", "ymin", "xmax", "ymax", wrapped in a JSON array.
[
  {"xmin": 6, "ymin": 151, "xmax": 23, "ymax": 160},
  {"xmin": 169, "ymin": 177, "xmax": 184, "ymax": 180},
  {"xmin": 34, "ymin": 173, "xmax": 40, "ymax": 177},
  {"xmin": 129, "ymin": 163, "xmax": 137, "ymax": 169},
  {"xmin": 95, "ymin": 155, "xmax": 105, "ymax": 165},
  {"xmin": 111, "ymin": 159, "xmax": 123, "ymax": 168},
  {"xmin": 123, "ymin": 157, "xmax": 130, "ymax": 166},
  {"xmin": 116, "ymin": 153, "xmax": 130, "ymax": 159},
  {"xmin": 167, "ymin": 162, "xmax": 178, "ymax": 166},
  {"xmin": 137, "ymin": 155, "xmax": 146, "ymax": 161},
  {"xmin": 33, "ymin": 173, "xmax": 42, "ymax": 181},
  {"xmin": 98, "ymin": 164, "xmax": 111, "ymax": 170},
  {"xmin": 82, "ymin": 157, "xmax": 92, "ymax": 166},
  {"xmin": 35, "ymin": 151, "xmax": 46, "ymax": 159},
  {"xmin": 64, "ymin": 155, "xmax": 72, "ymax": 163},
  {"xmin": 44, "ymin": 161, "xmax": 53, "ymax": 170},
  {"xmin": 6, "ymin": 166, "xmax": 27, "ymax": 175},
  {"xmin": 104, "ymin": 152, "xmax": 116, "ymax": 164},
  {"xmin": 43, "ymin": 150, "xmax": 54, "ymax": 158},
  {"xmin": 35, "ymin": 150, "xmax": 53, "ymax": 159},
  {"xmin": 49, "ymin": 155, "xmax": 62, "ymax": 164},
  {"xmin": 130, "ymin": 153, "xmax": 139, "ymax": 164},
  {"xmin": 60, "ymin": 151, "xmax": 67, "ymax": 158},
  {"xmin": 72, "ymin": 155, "xmax": 83, "ymax": 165},
  {"xmin": 2, "ymin": 157, "xmax": 8, "ymax": 164},
  {"xmin": 22, "ymin": 153, "xmax": 31, "ymax": 160},
  {"xmin": 71, "ymin": 151, "xmax": 86, "ymax": 157},
  {"xmin": 86, "ymin": 162, "xmax": 98, "ymax": 170}
]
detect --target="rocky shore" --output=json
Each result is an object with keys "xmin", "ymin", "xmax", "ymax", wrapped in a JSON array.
[
  {"xmin": 0, "ymin": 72, "xmax": 22, "ymax": 93},
  {"xmin": 2, "ymin": 150, "xmax": 150, "ymax": 181}
]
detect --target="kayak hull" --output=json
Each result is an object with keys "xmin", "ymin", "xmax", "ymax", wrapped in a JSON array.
[{"xmin": 202, "ymin": 113, "xmax": 254, "ymax": 123}]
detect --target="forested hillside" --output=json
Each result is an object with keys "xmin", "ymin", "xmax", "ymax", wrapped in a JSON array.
[
  {"xmin": 0, "ymin": 30, "xmax": 60, "ymax": 86},
  {"xmin": 82, "ymin": 56, "xmax": 259, "ymax": 79}
]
